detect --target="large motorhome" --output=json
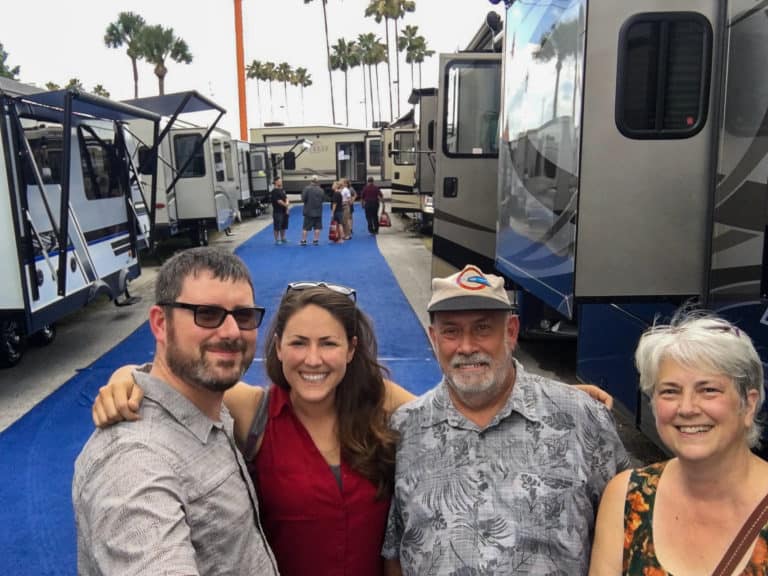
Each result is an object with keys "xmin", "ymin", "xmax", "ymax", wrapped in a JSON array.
[
  {"xmin": 124, "ymin": 91, "xmax": 235, "ymax": 246},
  {"xmin": 250, "ymin": 125, "xmax": 381, "ymax": 196},
  {"xmin": 494, "ymin": 0, "xmax": 768, "ymax": 447},
  {"xmin": 0, "ymin": 80, "xmax": 160, "ymax": 367}
]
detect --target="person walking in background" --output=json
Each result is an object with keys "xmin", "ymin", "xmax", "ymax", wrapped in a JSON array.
[
  {"xmin": 341, "ymin": 178, "xmax": 353, "ymax": 240},
  {"xmin": 72, "ymin": 248, "xmax": 278, "ymax": 575},
  {"xmin": 271, "ymin": 176, "xmax": 289, "ymax": 245},
  {"xmin": 361, "ymin": 176, "xmax": 383, "ymax": 235},
  {"xmin": 301, "ymin": 175, "xmax": 325, "ymax": 246},
  {"xmin": 383, "ymin": 265, "xmax": 629, "ymax": 576},
  {"xmin": 330, "ymin": 181, "xmax": 345, "ymax": 244},
  {"xmin": 590, "ymin": 312, "xmax": 768, "ymax": 576}
]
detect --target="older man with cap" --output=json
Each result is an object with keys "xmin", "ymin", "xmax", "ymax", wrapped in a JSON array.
[
  {"xmin": 382, "ymin": 265, "xmax": 630, "ymax": 576},
  {"xmin": 300, "ymin": 174, "xmax": 326, "ymax": 246}
]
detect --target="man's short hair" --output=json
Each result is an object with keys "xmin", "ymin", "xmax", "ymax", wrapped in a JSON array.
[
  {"xmin": 273, "ymin": 176, "xmax": 281, "ymax": 184},
  {"xmin": 367, "ymin": 176, "xmax": 374, "ymax": 183},
  {"xmin": 311, "ymin": 175, "xmax": 319, "ymax": 183},
  {"xmin": 155, "ymin": 247, "xmax": 254, "ymax": 304},
  {"xmin": 428, "ymin": 265, "xmax": 512, "ymax": 313}
]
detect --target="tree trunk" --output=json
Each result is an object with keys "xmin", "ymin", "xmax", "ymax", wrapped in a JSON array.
[
  {"xmin": 361, "ymin": 66, "xmax": 369, "ymax": 128},
  {"xmin": 269, "ymin": 81, "xmax": 274, "ymax": 121},
  {"xmin": 344, "ymin": 70, "xmax": 350, "ymax": 127},
  {"xmin": 283, "ymin": 81, "xmax": 289, "ymax": 123},
  {"xmin": 155, "ymin": 63, "xmax": 167, "ymax": 96},
  {"xmin": 384, "ymin": 18, "xmax": 393, "ymax": 122},
  {"xmin": 375, "ymin": 65, "xmax": 382, "ymax": 126},
  {"xmin": 131, "ymin": 57, "xmax": 139, "ymax": 98},
  {"xmin": 394, "ymin": 19, "xmax": 401, "ymax": 117},
  {"xmin": 321, "ymin": 1, "xmax": 336, "ymax": 124},
  {"xmin": 368, "ymin": 64, "xmax": 375, "ymax": 126}
]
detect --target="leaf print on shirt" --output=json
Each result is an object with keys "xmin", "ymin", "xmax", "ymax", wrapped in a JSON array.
[{"xmin": 542, "ymin": 411, "xmax": 576, "ymax": 431}]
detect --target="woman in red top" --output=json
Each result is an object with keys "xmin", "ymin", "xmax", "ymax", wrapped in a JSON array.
[{"xmin": 94, "ymin": 283, "xmax": 415, "ymax": 575}]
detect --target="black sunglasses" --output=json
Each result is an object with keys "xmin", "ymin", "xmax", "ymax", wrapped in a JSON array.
[
  {"xmin": 286, "ymin": 281, "xmax": 357, "ymax": 301},
  {"xmin": 159, "ymin": 301, "xmax": 265, "ymax": 330}
]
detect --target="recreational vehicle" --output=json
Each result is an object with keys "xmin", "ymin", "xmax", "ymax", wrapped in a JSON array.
[
  {"xmin": 382, "ymin": 110, "xmax": 417, "ymax": 214},
  {"xmin": 124, "ymin": 91, "xmax": 235, "ymax": 246},
  {"xmin": 245, "ymin": 142, "xmax": 279, "ymax": 216},
  {"xmin": 250, "ymin": 125, "xmax": 381, "ymax": 197},
  {"xmin": 493, "ymin": 0, "xmax": 768, "ymax": 448},
  {"xmin": 0, "ymin": 81, "xmax": 160, "ymax": 367}
]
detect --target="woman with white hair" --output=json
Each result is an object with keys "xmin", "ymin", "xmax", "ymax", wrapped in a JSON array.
[{"xmin": 590, "ymin": 312, "xmax": 768, "ymax": 576}]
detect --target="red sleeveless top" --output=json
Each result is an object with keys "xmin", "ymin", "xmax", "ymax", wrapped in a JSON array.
[{"xmin": 249, "ymin": 385, "xmax": 390, "ymax": 576}]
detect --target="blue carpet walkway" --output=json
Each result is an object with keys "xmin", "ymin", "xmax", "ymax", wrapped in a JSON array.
[{"xmin": 0, "ymin": 206, "xmax": 441, "ymax": 575}]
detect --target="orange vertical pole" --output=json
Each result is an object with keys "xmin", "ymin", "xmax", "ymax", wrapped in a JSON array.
[{"xmin": 234, "ymin": 0, "xmax": 248, "ymax": 140}]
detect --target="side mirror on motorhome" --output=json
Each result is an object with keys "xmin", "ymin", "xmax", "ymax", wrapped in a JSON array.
[{"xmin": 283, "ymin": 151, "xmax": 296, "ymax": 170}]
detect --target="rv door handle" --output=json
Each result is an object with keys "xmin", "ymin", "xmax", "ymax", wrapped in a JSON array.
[{"xmin": 444, "ymin": 177, "xmax": 458, "ymax": 198}]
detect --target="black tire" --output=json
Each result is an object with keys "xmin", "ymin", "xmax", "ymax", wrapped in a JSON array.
[
  {"xmin": 29, "ymin": 323, "xmax": 56, "ymax": 347},
  {"xmin": 0, "ymin": 320, "xmax": 26, "ymax": 368}
]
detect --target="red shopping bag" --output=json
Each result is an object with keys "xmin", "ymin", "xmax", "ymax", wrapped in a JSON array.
[
  {"xmin": 379, "ymin": 210, "xmax": 391, "ymax": 228},
  {"xmin": 329, "ymin": 220, "xmax": 339, "ymax": 241}
]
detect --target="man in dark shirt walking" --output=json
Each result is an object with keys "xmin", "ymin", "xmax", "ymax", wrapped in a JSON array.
[
  {"xmin": 360, "ymin": 176, "xmax": 383, "ymax": 234},
  {"xmin": 271, "ymin": 176, "xmax": 289, "ymax": 244}
]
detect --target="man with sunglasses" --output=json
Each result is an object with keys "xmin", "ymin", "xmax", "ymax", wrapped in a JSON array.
[{"xmin": 73, "ymin": 247, "xmax": 278, "ymax": 575}]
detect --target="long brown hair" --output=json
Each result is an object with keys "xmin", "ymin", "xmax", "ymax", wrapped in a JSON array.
[{"xmin": 264, "ymin": 287, "xmax": 397, "ymax": 496}]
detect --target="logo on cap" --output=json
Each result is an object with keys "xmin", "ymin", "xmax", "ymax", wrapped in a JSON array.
[{"xmin": 456, "ymin": 266, "xmax": 491, "ymax": 291}]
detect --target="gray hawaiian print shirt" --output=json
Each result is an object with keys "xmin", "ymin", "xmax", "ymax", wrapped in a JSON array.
[{"xmin": 382, "ymin": 360, "xmax": 630, "ymax": 575}]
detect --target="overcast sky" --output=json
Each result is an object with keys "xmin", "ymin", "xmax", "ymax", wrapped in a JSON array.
[{"xmin": 1, "ymin": 0, "xmax": 503, "ymax": 136}]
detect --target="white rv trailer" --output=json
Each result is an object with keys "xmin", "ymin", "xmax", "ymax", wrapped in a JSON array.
[
  {"xmin": 124, "ymin": 91, "xmax": 234, "ymax": 246},
  {"xmin": 382, "ymin": 109, "xmax": 417, "ymax": 213},
  {"xmin": 0, "ymin": 80, "xmax": 160, "ymax": 367},
  {"xmin": 493, "ymin": 0, "xmax": 768, "ymax": 449},
  {"xmin": 249, "ymin": 125, "xmax": 382, "ymax": 197},
  {"xmin": 232, "ymin": 138, "xmax": 267, "ymax": 216}
]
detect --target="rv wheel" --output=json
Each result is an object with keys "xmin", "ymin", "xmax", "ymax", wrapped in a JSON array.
[
  {"xmin": 0, "ymin": 320, "xmax": 25, "ymax": 368},
  {"xmin": 29, "ymin": 323, "xmax": 56, "ymax": 347}
]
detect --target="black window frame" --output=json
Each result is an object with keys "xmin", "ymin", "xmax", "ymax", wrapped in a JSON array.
[{"xmin": 616, "ymin": 11, "xmax": 713, "ymax": 140}]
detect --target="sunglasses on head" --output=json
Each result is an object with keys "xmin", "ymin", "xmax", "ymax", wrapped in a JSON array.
[
  {"xmin": 159, "ymin": 301, "xmax": 265, "ymax": 330},
  {"xmin": 286, "ymin": 281, "xmax": 357, "ymax": 302}
]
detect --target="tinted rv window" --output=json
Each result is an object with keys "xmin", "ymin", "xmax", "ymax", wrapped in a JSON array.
[
  {"xmin": 368, "ymin": 139, "xmax": 382, "ymax": 167},
  {"xmin": 174, "ymin": 133, "xmax": 205, "ymax": 178},
  {"xmin": 79, "ymin": 125, "xmax": 123, "ymax": 200},
  {"xmin": 213, "ymin": 141, "xmax": 226, "ymax": 182},
  {"xmin": 23, "ymin": 125, "xmax": 64, "ymax": 185},
  {"xmin": 617, "ymin": 13, "xmax": 712, "ymax": 138},
  {"xmin": 443, "ymin": 60, "xmax": 501, "ymax": 158},
  {"xmin": 224, "ymin": 141, "xmax": 235, "ymax": 181},
  {"xmin": 394, "ymin": 132, "xmax": 416, "ymax": 165},
  {"xmin": 137, "ymin": 145, "xmax": 155, "ymax": 175}
]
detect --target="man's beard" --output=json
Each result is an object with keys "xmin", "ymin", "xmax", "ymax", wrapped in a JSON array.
[
  {"xmin": 166, "ymin": 324, "xmax": 254, "ymax": 392},
  {"xmin": 444, "ymin": 348, "xmax": 514, "ymax": 409}
]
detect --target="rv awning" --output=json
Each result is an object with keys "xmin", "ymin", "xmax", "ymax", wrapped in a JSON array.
[
  {"xmin": 16, "ymin": 89, "xmax": 161, "ymax": 123},
  {"xmin": 123, "ymin": 91, "xmax": 225, "ymax": 117}
]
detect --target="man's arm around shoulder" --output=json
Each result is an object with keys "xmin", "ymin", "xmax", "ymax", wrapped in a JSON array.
[{"xmin": 74, "ymin": 442, "xmax": 199, "ymax": 575}]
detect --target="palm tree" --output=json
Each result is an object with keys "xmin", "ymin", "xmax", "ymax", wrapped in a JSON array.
[
  {"xmin": 276, "ymin": 62, "xmax": 293, "ymax": 123},
  {"xmin": 401, "ymin": 30, "xmax": 433, "ymax": 91},
  {"xmin": 364, "ymin": 0, "xmax": 395, "ymax": 122},
  {"xmin": 392, "ymin": 0, "xmax": 416, "ymax": 116},
  {"xmin": 45, "ymin": 82, "xmax": 60, "ymax": 91},
  {"xmin": 304, "ymin": 0, "xmax": 337, "ymax": 125},
  {"xmin": 330, "ymin": 38, "xmax": 359, "ymax": 126},
  {"xmin": 92, "ymin": 84, "xmax": 111, "ymax": 98},
  {"xmin": 533, "ymin": 18, "xmax": 579, "ymax": 120},
  {"xmin": 0, "ymin": 43, "xmax": 20, "ymax": 79},
  {"xmin": 246, "ymin": 60, "xmax": 265, "ymax": 126},
  {"xmin": 352, "ymin": 43, "xmax": 369, "ymax": 127},
  {"xmin": 413, "ymin": 39, "xmax": 434, "ymax": 91},
  {"xmin": 261, "ymin": 61, "xmax": 277, "ymax": 121},
  {"xmin": 103, "ymin": 12, "xmax": 146, "ymax": 98},
  {"xmin": 139, "ymin": 24, "xmax": 192, "ymax": 96},
  {"xmin": 357, "ymin": 33, "xmax": 379, "ymax": 127},
  {"xmin": 371, "ymin": 39, "xmax": 388, "ymax": 125},
  {"xmin": 292, "ymin": 67, "xmax": 313, "ymax": 124}
]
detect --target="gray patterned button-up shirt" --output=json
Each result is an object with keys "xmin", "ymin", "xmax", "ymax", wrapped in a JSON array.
[
  {"xmin": 382, "ymin": 361, "xmax": 630, "ymax": 575},
  {"xmin": 73, "ymin": 371, "xmax": 278, "ymax": 575}
]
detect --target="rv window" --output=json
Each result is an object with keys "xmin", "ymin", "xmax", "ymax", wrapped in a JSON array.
[
  {"xmin": 394, "ymin": 132, "xmax": 416, "ymax": 165},
  {"xmin": 79, "ymin": 125, "xmax": 123, "ymax": 200},
  {"xmin": 616, "ymin": 12, "xmax": 712, "ymax": 139},
  {"xmin": 443, "ymin": 60, "xmax": 500, "ymax": 158},
  {"xmin": 213, "ymin": 141, "xmax": 226, "ymax": 182},
  {"xmin": 174, "ymin": 134, "xmax": 206, "ymax": 178},
  {"xmin": 251, "ymin": 152, "xmax": 266, "ymax": 172},
  {"xmin": 224, "ymin": 141, "xmax": 235, "ymax": 181},
  {"xmin": 368, "ymin": 139, "xmax": 382, "ymax": 167},
  {"xmin": 23, "ymin": 125, "xmax": 64, "ymax": 185},
  {"xmin": 137, "ymin": 145, "xmax": 155, "ymax": 175}
]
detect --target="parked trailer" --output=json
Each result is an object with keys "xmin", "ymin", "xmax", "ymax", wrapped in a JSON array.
[
  {"xmin": 123, "ymin": 91, "xmax": 234, "ymax": 247},
  {"xmin": 494, "ymin": 0, "xmax": 768, "ymax": 448},
  {"xmin": 0, "ymin": 80, "xmax": 160, "ymax": 367},
  {"xmin": 249, "ymin": 125, "xmax": 381, "ymax": 196}
]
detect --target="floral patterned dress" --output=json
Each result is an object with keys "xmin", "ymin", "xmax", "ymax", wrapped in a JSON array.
[{"xmin": 623, "ymin": 461, "xmax": 768, "ymax": 575}]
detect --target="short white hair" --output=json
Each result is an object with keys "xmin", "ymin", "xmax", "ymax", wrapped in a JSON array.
[{"xmin": 635, "ymin": 311, "xmax": 765, "ymax": 447}]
